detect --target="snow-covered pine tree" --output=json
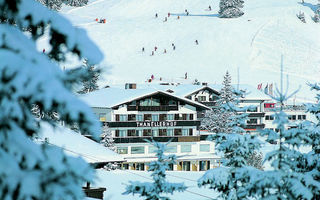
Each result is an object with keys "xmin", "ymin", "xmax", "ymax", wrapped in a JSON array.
[
  {"xmin": 63, "ymin": 0, "xmax": 88, "ymax": 7},
  {"xmin": 101, "ymin": 123, "xmax": 116, "ymax": 152},
  {"xmin": 244, "ymin": 57, "xmax": 318, "ymax": 199},
  {"xmin": 219, "ymin": 0, "xmax": 244, "ymax": 18},
  {"xmin": 123, "ymin": 140, "xmax": 187, "ymax": 200},
  {"xmin": 78, "ymin": 59, "xmax": 100, "ymax": 94},
  {"xmin": 198, "ymin": 89, "xmax": 263, "ymax": 199},
  {"xmin": 0, "ymin": 0, "xmax": 103, "ymax": 199},
  {"xmin": 37, "ymin": 0, "xmax": 63, "ymax": 10},
  {"xmin": 201, "ymin": 71, "xmax": 235, "ymax": 134}
]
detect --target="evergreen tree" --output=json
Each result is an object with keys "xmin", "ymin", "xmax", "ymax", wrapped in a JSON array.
[
  {"xmin": 123, "ymin": 140, "xmax": 187, "ymax": 200},
  {"xmin": 201, "ymin": 71, "xmax": 235, "ymax": 134},
  {"xmin": 0, "ymin": 0, "xmax": 103, "ymax": 199},
  {"xmin": 244, "ymin": 57, "xmax": 319, "ymax": 199},
  {"xmin": 37, "ymin": 0, "xmax": 62, "ymax": 10},
  {"xmin": 101, "ymin": 123, "xmax": 116, "ymax": 152},
  {"xmin": 219, "ymin": 0, "xmax": 244, "ymax": 18},
  {"xmin": 198, "ymin": 89, "xmax": 263, "ymax": 199},
  {"xmin": 78, "ymin": 59, "xmax": 100, "ymax": 94}
]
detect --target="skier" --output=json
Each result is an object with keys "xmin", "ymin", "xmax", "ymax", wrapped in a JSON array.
[
  {"xmin": 186, "ymin": 11, "xmax": 189, "ymax": 16},
  {"xmin": 155, "ymin": 13, "xmax": 158, "ymax": 18},
  {"xmin": 208, "ymin": 5, "xmax": 211, "ymax": 11},
  {"xmin": 151, "ymin": 51, "xmax": 154, "ymax": 56},
  {"xmin": 164, "ymin": 17, "xmax": 167, "ymax": 22},
  {"xmin": 95, "ymin": 18, "xmax": 98, "ymax": 22},
  {"xmin": 195, "ymin": 40, "xmax": 198, "ymax": 45},
  {"xmin": 168, "ymin": 12, "xmax": 170, "ymax": 17},
  {"xmin": 177, "ymin": 16, "xmax": 180, "ymax": 19},
  {"xmin": 142, "ymin": 47, "xmax": 145, "ymax": 52},
  {"xmin": 164, "ymin": 49, "xmax": 167, "ymax": 54},
  {"xmin": 42, "ymin": 48, "xmax": 45, "ymax": 53},
  {"xmin": 154, "ymin": 46, "xmax": 157, "ymax": 51},
  {"xmin": 185, "ymin": 9, "xmax": 188, "ymax": 13},
  {"xmin": 173, "ymin": 45, "xmax": 176, "ymax": 50}
]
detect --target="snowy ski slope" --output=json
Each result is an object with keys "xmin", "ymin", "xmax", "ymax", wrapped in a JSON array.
[{"xmin": 58, "ymin": 0, "xmax": 320, "ymax": 101}]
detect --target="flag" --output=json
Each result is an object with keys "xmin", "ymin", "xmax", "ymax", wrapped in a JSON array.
[
  {"xmin": 264, "ymin": 84, "xmax": 269, "ymax": 94},
  {"xmin": 269, "ymin": 83, "xmax": 273, "ymax": 96},
  {"xmin": 257, "ymin": 83, "xmax": 262, "ymax": 90}
]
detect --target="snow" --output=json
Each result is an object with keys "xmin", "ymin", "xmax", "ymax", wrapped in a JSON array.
[
  {"xmin": 53, "ymin": 0, "xmax": 320, "ymax": 103},
  {"xmin": 94, "ymin": 170, "xmax": 219, "ymax": 200},
  {"xmin": 38, "ymin": 123, "xmax": 124, "ymax": 163}
]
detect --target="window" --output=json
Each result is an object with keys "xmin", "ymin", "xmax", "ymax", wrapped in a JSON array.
[
  {"xmin": 119, "ymin": 130, "xmax": 126, "ymax": 137},
  {"xmin": 167, "ymin": 114, "xmax": 174, "ymax": 120},
  {"xmin": 198, "ymin": 96, "xmax": 206, "ymax": 102},
  {"xmin": 302, "ymin": 115, "xmax": 306, "ymax": 120},
  {"xmin": 182, "ymin": 114, "xmax": 187, "ymax": 120},
  {"xmin": 265, "ymin": 115, "xmax": 270, "ymax": 120},
  {"xmin": 270, "ymin": 115, "xmax": 274, "ymax": 120},
  {"xmin": 99, "ymin": 113, "xmax": 106, "ymax": 121},
  {"xmin": 167, "ymin": 129, "xmax": 174, "ymax": 136},
  {"xmin": 199, "ymin": 161, "xmax": 210, "ymax": 171},
  {"xmin": 292, "ymin": 115, "xmax": 296, "ymax": 120},
  {"xmin": 136, "ymin": 114, "xmax": 143, "ymax": 121},
  {"xmin": 159, "ymin": 114, "xmax": 167, "ymax": 121},
  {"xmin": 200, "ymin": 144, "xmax": 210, "ymax": 152},
  {"xmin": 144, "ymin": 114, "xmax": 151, "ymax": 121},
  {"xmin": 165, "ymin": 145, "xmax": 177, "ymax": 153},
  {"xmin": 152, "ymin": 129, "xmax": 158, "ymax": 137},
  {"xmin": 298, "ymin": 115, "xmax": 302, "ymax": 120},
  {"xmin": 119, "ymin": 115, "xmax": 127, "ymax": 121},
  {"xmin": 136, "ymin": 130, "xmax": 143, "ymax": 137},
  {"xmin": 152, "ymin": 114, "xmax": 159, "ymax": 121},
  {"xmin": 189, "ymin": 114, "xmax": 194, "ymax": 120},
  {"xmin": 115, "ymin": 130, "xmax": 119, "ymax": 137},
  {"xmin": 159, "ymin": 129, "xmax": 167, "ymax": 136},
  {"xmin": 117, "ymin": 147, "xmax": 128, "ymax": 154},
  {"xmin": 182, "ymin": 129, "xmax": 188, "ymax": 136},
  {"xmin": 128, "ymin": 129, "xmax": 138, "ymax": 137},
  {"xmin": 143, "ymin": 129, "xmax": 152, "ymax": 136},
  {"xmin": 131, "ymin": 146, "xmax": 145, "ymax": 154},
  {"xmin": 174, "ymin": 129, "xmax": 182, "ymax": 136},
  {"xmin": 247, "ymin": 118, "xmax": 258, "ymax": 124},
  {"xmin": 174, "ymin": 114, "xmax": 179, "ymax": 120},
  {"xmin": 128, "ymin": 114, "xmax": 136, "ymax": 121},
  {"xmin": 189, "ymin": 128, "xmax": 193, "ymax": 136},
  {"xmin": 181, "ymin": 145, "xmax": 191, "ymax": 153},
  {"xmin": 288, "ymin": 115, "xmax": 292, "ymax": 120},
  {"xmin": 115, "ymin": 114, "xmax": 120, "ymax": 121},
  {"xmin": 168, "ymin": 100, "xmax": 176, "ymax": 105}
]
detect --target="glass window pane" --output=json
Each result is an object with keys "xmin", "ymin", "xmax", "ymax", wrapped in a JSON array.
[
  {"xmin": 137, "ymin": 115, "xmax": 143, "ymax": 121},
  {"xmin": 152, "ymin": 129, "xmax": 158, "ymax": 137},
  {"xmin": 182, "ymin": 129, "xmax": 188, "ymax": 136},
  {"xmin": 148, "ymin": 146, "xmax": 157, "ymax": 154},
  {"xmin": 119, "ymin": 130, "xmax": 126, "ymax": 137},
  {"xmin": 181, "ymin": 145, "xmax": 191, "ymax": 153},
  {"xmin": 167, "ymin": 114, "xmax": 174, "ymax": 120},
  {"xmin": 200, "ymin": 144, "xmax": 210, "ymax": 152},
  {"xmin": 117, "ymin": 147, "xmax": 128, "ymax": 154},
  {"xmin": 152, "ymin": 114, "xmax": 159, "ymax": 121},
  {"xmin": 167, "ymin": 129, "xmax": 174, "ymax": 136},
  {"xmin": 131, "ymin": 146, "xmax": 145, "ymax": 154},
  {"xmin": 165, "ymin": 145, "xmax": 177, "ymax": 153}
]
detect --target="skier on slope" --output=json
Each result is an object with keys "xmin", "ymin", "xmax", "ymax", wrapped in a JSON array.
[
  {"xmin": 164, "ymin": 17, "xmax": 167, "ymax": 22},
  {"xmin": 195, "ymin": 40, "xmax": 199, "ymax": 45},
  {"xmin": 155, "ymin": 13, "xmax": 158, "ymax": 18}
]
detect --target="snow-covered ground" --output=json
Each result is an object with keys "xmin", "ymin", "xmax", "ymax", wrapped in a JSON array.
[{"xmin": 53, "ymin": 0, "xmax": 320, "ymax": 102}]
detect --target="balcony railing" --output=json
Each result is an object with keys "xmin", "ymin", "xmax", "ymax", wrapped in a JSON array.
[
  {"xmin": 127, "ymin": 105, "xmax": 178, "ymax": 111},
  {"xmin": 114, "ymin": 136, "xmax": 200, "ymax": 143},
  {"xmin": 243, "ymin": 124, "xmax": 265, "ymax": 129},
  {"xmin": 106, "ymin": 120, "xmax": 201, "ymax": 128}
]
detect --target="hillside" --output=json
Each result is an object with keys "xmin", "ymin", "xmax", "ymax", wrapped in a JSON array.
[{"xmin": 56, "ymin": 0, "xmax": 319, "ymax": 101}]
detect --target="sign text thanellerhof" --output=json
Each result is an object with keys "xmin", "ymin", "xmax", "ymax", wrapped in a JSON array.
[{"xmin": 136, "ymin": 121, "xmax": 177, "ymax": 127}]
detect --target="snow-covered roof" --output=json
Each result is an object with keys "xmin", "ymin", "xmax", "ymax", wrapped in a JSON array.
[
  {"xmin": 111, "ymin": 90, "xmax": 210, "ymax": 110},
  {"xmin": 80, "ymin": 87, "xmax": 210, "ymax": 110},
  {"xmin": 39, "ymin": 123, "xmax": 124, "ymax": 163},
  {"xmin": 79, "ymin": 87, "xmax": 156, "ymax": 108}
]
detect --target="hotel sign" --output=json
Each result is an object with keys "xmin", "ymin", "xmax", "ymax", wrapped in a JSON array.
[{"xmin": 136, "ymin": 121, "xmax": 177, "ymax": 127}]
